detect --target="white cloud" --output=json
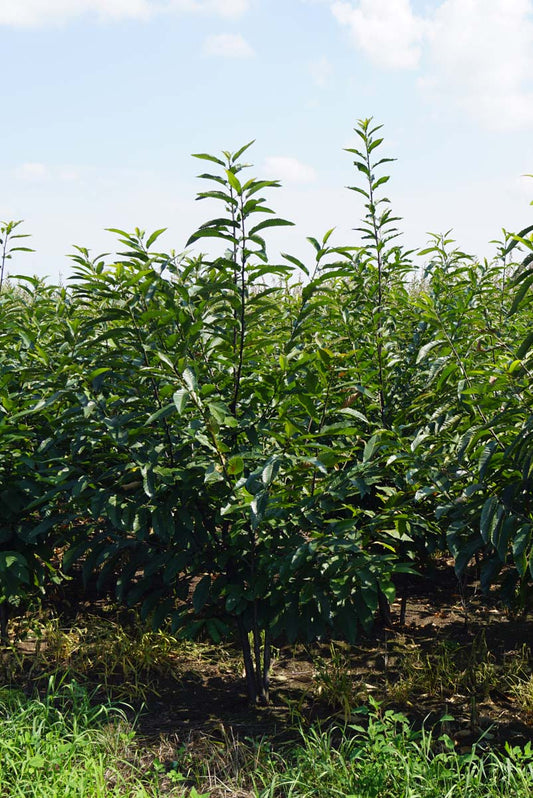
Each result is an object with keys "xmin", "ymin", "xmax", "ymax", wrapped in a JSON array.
[
  {"xmin": 0, "ymin": 0, "xmax": 151, "ymax": 26},
  {"xmin": 0, "ymin": 0, "xmax": 250, "ymax": 27},
  {"xmin": 421, "ymin": 0, "xmax": 533, "ymax": 131},
  {"xmin": 15, "ymin": 163, "xmax": 50, "ymax": 181},
  {"xmin": 165, "ymin": 0, "xmax": 250, "ymax": 17},
  {"xmin": 325, "ymin": 0, "xmax": 533, "ymax": 131},
  {"xmin": 59, "ymin": 169, "xmax": 82, "ymax": 183},
  {"xmin": 197, "ymin": 0, "xmax": 249, "ymax": 17},
  {"xmin": 309, "ymin": 55, "xmax": 333, "ymax": 88},
  {"xmin": 263, "ymin": 157, "xmax": 317, "ymax": 184},
  {"xmin": 511, "ymin": 174, "xmax": 533, "ymax": 204},
  {"xmin": 202, "ymin": 33, "xmax": 254, "ymax": 58},
  {"xmin": 330, "ymin": 0, "xmax": 428, "ymax": 69}
]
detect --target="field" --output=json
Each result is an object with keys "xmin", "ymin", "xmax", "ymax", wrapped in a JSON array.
[{"xmin": 1, "ymin": 119, "xmax": 533, "ymax": 794}]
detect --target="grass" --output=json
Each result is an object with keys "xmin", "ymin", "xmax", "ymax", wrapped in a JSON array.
[
  {"xmin": 8, "ymin": 612, "xmax": 183, "ymax": 694},
  {"xmin": 253, "ymin": 702, "xmax": 533, "ymax": 798},
  {"xmin": 2, "ymin": 671, "xmax": 533, "ymax": 798},
  {"xmin": 2, "ymin": 609, "xmax": 533, "ymax": 797},
  {"xmin": 0, "ymin": 677, "xmax": 177, "ymax": 797}
]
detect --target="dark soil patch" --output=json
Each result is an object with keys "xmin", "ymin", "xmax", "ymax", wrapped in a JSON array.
[
  {"xmin": 121, "ymin": 560, "xmax": 533, "ymax": 756},
  {"xmin": 5, "ymin": 559, "xmax": 533, "ymax": 761}
]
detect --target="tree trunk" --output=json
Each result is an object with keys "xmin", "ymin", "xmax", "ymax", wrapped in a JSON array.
[
  {"xmin": 237, "ymin": 616, "xmax": 257, "ymax": 704},
  {"xmin": 237, "ymin": 614, "xmax": 271, "ymax": 705},
  {"xmin": 0, "ymin": 604, "xmax": 9, "ymax": 645}
]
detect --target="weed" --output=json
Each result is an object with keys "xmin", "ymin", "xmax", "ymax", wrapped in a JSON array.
[
  {"xmin": 0, "ymin": 678, "xmax": 168, "ymax": 796},
  {"xmin": 313, "ymin": 643, "xmax": 368, "ymax": 721},
  {"xmin": 255, "ymin": 700, "xmax": 533, "ymax": 797},
  {"xmin": 1, "ymin": 613, "xmax": 185, "ymax": 701},
  {"xmin": 385, "ymin": 633, "xmax": 517, "ymax": 708}
]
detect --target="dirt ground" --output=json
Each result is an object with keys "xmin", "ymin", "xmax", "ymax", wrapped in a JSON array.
[
  {"xmin": 127, "ymin": 561, "xmax": 533, "ymax": 755},
  {"xmin": 5, "ymin": 559, "xmax": 533, "ymax": 762}
]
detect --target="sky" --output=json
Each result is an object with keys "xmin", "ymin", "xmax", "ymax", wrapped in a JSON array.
[{"xmin": 1, "ymin": 0, "xmax": 532, "ymax": 283}]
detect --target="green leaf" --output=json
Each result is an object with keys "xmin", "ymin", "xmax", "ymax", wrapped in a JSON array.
[
  {"xmin": 517, "ymin": 330, "xmax": 533, "ymax": 360},
  {"xmin": 226, "ymin": 170, "xmax": 242, "ymax": 193},
  {"xmin": 183, "ymin": 367, "xmax": 197, "ymax": 392},
  {"xmin": 509, "ymin": 273, "xmax": 533, "ymax": 315},
  {"xmin": 88, "ymin": 367, "xmax": 112, "ymax": 382},
  {"xmin": 193, "ymin": 575, "xmax": 211, "ymax": 612},
  {"xmin": 192, "ymin": 152, "xmax": 225, "ymax": 166},
  {"xmin": 479, "ymin": 440, "xmax": 498, "ymax": 479},
  {"xmin": 338, "ymin": 407, "xmax": 369, "ymax": 424},
  {"xmin": 173, "ymin": 389, "xmax": 189, "ymax": 414},
  {"xmin": 373, "ymin": 175, "xmax": 390, "ymax": 189},
  {"xmin": 232, "ymin": 140, "xmax": 255, "ymax": 161},
  {"xmin": 249, "ymin": 218, "xmax": 294, "ymax": 236},
  {"xmin": 185, "ymin": 228, "xmax": 238, "ymax": 247},
  {"xmin": 204, "ymin": 463, "xmax": 223, "ymax": 483},
  {"xmin": 262, "ymin": 457, "xmax": 281, "ymax": 486},
  {"xmin": 227, "ymin": 455, "xmax": 244, "ymax": 475},
  {"xmin": 363, "ymin": 434, "xmax": 379, "ymax": 462},
  {"xmin": 146, "ymin": 228, "xmax": 167, "ymax": 248},
  {"xmin": 145, "ymin": 403, "xmax": 175, "ymax": 424},
  {"xmin": 480, "ymin": 497, "xmax": 500, "ymax": 544},
  {"xmin": 416, "ymin": 340, "xmax": 444, "ymax": 363},
  {"xmin": 142, "ymin": 466, "xmax": 156, "ymax": 498}
]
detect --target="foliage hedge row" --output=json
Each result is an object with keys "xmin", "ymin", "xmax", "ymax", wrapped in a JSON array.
[{"xmin": 1, "ymin": 120, "xmax": 532, "ymax": 702}]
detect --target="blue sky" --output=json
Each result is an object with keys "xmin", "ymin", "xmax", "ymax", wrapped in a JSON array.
[{"xmin": 1, "ymin": 0, "xmax": 532, "ymax": 282}]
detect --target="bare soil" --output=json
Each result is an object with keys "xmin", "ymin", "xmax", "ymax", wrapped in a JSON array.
[
  {"xmin": 131, "ymin": 561, "xmax": 533, "ymax": 754},
  {"xmin": 6, "ymin": 559, "xmax": 533, "ymax": 762}
]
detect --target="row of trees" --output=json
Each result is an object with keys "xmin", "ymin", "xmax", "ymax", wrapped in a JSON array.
[{"xmin": 1, "ymin": 120, "xmax": 532, "ymax": 702}]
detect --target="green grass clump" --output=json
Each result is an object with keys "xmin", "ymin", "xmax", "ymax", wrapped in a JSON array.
[
  {"xmin": 0, "ymin": 678, "xmax": 166, "ymax": 797},
  {"xmin": 255, "ymin": 702, "xmax": 533, "ymax": 798}
]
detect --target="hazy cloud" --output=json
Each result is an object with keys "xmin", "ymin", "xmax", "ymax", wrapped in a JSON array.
[
  {"xmin": 0, "ymin": 0, "xmax": 150, "ymax": 26},
  {"xmin": 15, "ymin": 163, "xmax": 50, "ymax": 181},
  {"xmin": 0, "ymin": 0, "xmax": 250, "ymax": 27},
  {"xmin": 421, "ymin": 0, "xmax": 533, "ymax": 131},
  {"xmin": 263, "ymin": 157, "xmax": 317, "ymax": 184},
  {"xmin": 330, "ymin": 0, "xmax": 427, "ymax": 69},
  {"xmin": 202, "ymin": 33, "xmax": 254, "ymax": 58},
  {"xmin": 309, "ymin": 55, "xmax": 334, "ymax": 87},
  {"xmin": 326, "ymin": 0, "xmax": 533, "ymax": 130},
  {"xmin": 197, "ymin": 0, "xmax": 249, "ymax": 17}
]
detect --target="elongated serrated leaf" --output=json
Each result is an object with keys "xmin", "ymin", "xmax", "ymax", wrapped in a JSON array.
[
  {"xmin": 517, "ymin": 330, "xmax": 533, "ymax": 360},
  {"xmin": 146, "ymin": 228, "xmax": 167, "ymax": 248},
  {"xmin": 509, "ymin": 273, "xmax": 533, "ymax": 315},
  {"xmin": 512, "ymin": 525, "xmax": 531, "ymax": 576},
  {"xmin": 193, "ymin": 575, "xmax": 211, "ymax": 612},
  {"xmin": 196, "ymin": 190, "xmax": 237, "ymax": 204},
  {"xmin": 480, "ymin": 497, "xmax": 500, "ymax": 544},
  {"xmin": 173, "ymin": 389, "xmax": 189, "ymax": 414},
  {"xmin": 156, "ymin": 351, "xmax": 175, "ymax": 371},
  {"xmin": 232, "ymin": 140, "xmax": 255, "ymax": 161},
  {"xmin": 145, "ymin": 402, "xmax": 175, "ymax": 425},
  {"xmin": 142, "ymin": 466, "xmax": 156, "ymax": 498},
  {"xmin": 373, "ymin": 175, "xmax": 390, "ymax": 189},
  {"xmin": 185, "ymin": 228, "xmax": 238, "ymax": 247},
  {"xmin": 347, "ymin": 185, "xmax": 370, "ymax": 200},
  {"xmin": 363, "ymin": 434, "xmax": 379, "ymax": 462},
  {"xmin": 338, "ymin": 407, "xmax": 369, "ymax": 424},
  {"xmin": 226, "ymin": 170, "xmax": 242, "ymax": 193},
  {"xmin": 88, "ymin": 367, "xmax": 112, "ymax": 381},
  {"xmin": 416, "ymin": 340, "xmax": 444, "ymax": 364},
  {"xmin": 192, "ymin": 152, "xmax": 225, "ymax": 166},
  {"xmin": 249, "ymin": 218, "xmax": 294, "ymax": 236},
  {"xmin": 182, "ymin": 367, "xmax": 197, "ymax": 392},
  {"xmin": 262, "ymin": 457, "xmax": 281, "ymax": 486},
  {"xmin": 479, "ymin": 440, "xmax": 499, "ymax": 479}
]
